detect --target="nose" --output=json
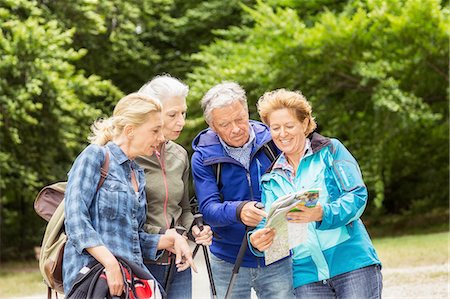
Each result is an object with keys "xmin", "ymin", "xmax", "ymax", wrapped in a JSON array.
[
  {"xmin": 177, "ymin": 114, "xmax": 185, "ymax": 127},
  {"xmin": 231, "ymin": 122, "xmax": 240, "ymax": 134},
  {"xmin": 280, "ymin": 127, "xmax": 287, "ymax": 137},
  {"xmin": 158, "ymin": 130, "xmax": 165, "ymax": 143}
]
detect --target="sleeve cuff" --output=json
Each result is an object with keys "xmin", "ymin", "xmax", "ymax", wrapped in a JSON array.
[
  {"xmin": 247, "ymin": 229, "xmax": 264, "ymax": 257},
  {"xmin": 140, "ymin": 233, "xmax": 162, "ymax": 260},
  {"xmin": 71, "ymin": 232, "xmax": 104, "ymax": 255},
  {"xmin": 236, "ymin": 201, "xmax": 251, "ymax": 224}
]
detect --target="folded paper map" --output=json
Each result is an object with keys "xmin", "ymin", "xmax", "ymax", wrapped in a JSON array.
[{"xmin": 264, "ymin": 189, "xmax": 320, "ymax": 265}]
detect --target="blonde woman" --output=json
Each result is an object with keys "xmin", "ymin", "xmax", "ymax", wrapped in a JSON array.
[{"xmin": 63, "ymin": 93, "xmax": 196, "ymax": 296}]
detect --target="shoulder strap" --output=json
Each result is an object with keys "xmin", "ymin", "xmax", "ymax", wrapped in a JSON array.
[
  {"xmin": 212, "ymin": 141, "xmax": 276, "ymax": 202},
  {"xmin": 262, "ymin": 140, "xmax": 277, "ymax": 162},
  {"xmin": 97, "ymin": 150, "xmax": 110, "ymax": 191},
  {"xmin": 212, "ymin": 163, "xmax": 221, "ymax": 185}
]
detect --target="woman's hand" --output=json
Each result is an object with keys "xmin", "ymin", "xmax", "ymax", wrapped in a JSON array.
[
  {"xmin": 249, "ymin": 227, "xmax": 275, "ymax": 252},
  {"xmin": 173, "ymin": 234, "xmax": 197, "ymax": 272},
  {"xmin": 162, "ymin": 229, "xmax": 197, "ymax": 273},
  {"xmin": 191, "ymin": 225, "xmax": 213, "ymax": 246},
  {"xmin": 286, "ymin": 202, "xmax": 323, "ymax": 223},
  {"xmin": 86, "ymin": 246, "xmax": 124, "ymax": 296},
  {"xmin": 104, "ymin": 260, "xmax": 124, "ymax": 296}
]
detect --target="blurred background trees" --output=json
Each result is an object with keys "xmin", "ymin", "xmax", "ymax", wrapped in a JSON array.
[{"xmin": 0, "ymin": 0, "xmax": 448, "ymax": 260}]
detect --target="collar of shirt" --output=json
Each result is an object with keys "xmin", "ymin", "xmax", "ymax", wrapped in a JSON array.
[
  {"xmin": 218, "ymin": 125, "xmax": 256, "ymax": 169},
  {"xmin": 106, "ymin": 141, "xmax": 138, "ymax": 169},
  {"xmin": 273, "ymin": 138, "xmax": 312, "ymax": 174}
]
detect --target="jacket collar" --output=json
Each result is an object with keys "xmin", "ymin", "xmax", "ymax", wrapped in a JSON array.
[
  {"xmin": 265, "ymin": 132, "xmax": 331, "ymax": 175},
  {"xmin": 192, "ymin": 120, "xmax": 272, "ymax": 162}
]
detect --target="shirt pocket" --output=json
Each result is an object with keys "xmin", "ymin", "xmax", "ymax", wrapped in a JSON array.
[{"xmin": 99, "ymin": 179, "xmax": 128, "ymax": 219}]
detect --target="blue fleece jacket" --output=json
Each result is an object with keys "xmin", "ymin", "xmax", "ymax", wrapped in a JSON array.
[{"xmin": 191, "ymin": 120, "xmax": 278, "ymax": 267}]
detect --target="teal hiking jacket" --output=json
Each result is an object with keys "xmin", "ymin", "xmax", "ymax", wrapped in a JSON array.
[{"xmin": 257, "ymin": 133, "xmax": 381, "ymax": 288}]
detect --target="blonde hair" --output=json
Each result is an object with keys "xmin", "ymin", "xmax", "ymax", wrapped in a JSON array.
[
  {"xmin": 257, "ymin": 89, "xmax": 317, "ymax": 135},
  {"xmin": 88, "ymin": 93, "xmax": 162, "ymax": 145}
]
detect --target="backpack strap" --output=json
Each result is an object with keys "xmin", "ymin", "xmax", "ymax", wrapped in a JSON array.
[
  {"xmin": 97, "ymin": 149, "xmax": 110, "ymax": 191},
  {"xmin": 261, "ymin": 140, "xmax": 278, "ymax": 162},
  {"xmin": 213, "ymin": 141, "xmax": 277, "ymax": 203}
]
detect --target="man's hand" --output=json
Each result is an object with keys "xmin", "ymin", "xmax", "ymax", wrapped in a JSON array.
[
  {"xmin": 249, "ymin": 227, "xmax": 275, "ymax": 252},
  {"xmin": 240, "ymin": 201, "xmax": 267, "ymax": 227},
  {"xmin": 286, "ymin": 202, "xmax": 323, "ymax": 223},
  {"xmin": 191, "ymin": 225, "xmax": 213, "ymax": 246}
]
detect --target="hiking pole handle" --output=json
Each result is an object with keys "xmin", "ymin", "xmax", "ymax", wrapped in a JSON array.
[
  {"xmin": 175, "ymin": 225, "xmax": 187, "ymax": 236},
  {"xmin": 194, "ymin": 213, "xmax": 204, "ymax": 231},
  {"xmin": 192, "ymin": 214, "xmax": 203, "ymax": 260}
]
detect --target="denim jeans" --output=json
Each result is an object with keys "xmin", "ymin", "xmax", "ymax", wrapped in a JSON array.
[
  {"xmin": 294, "ymin": 264, "xmax": 383, "ymax": 299},
  {"xmin": 145, "ymin": 262, "xmax": 192, "ymax": 299},
  {"xmin": 210, "ymin": 253, "xmax": 294, "ymax": 299}
]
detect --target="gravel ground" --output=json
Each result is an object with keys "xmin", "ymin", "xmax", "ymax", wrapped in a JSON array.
[
  {"xmin": 8, "ymin": 252, "xmax": 449, "ymax": 299},
  {"xmin": 191, "ymin": 250, "xmax": 450, "ymax": 299},
  {"xmin": 381, "ymin": 264, "xmax": 449, "ymax": 298}
]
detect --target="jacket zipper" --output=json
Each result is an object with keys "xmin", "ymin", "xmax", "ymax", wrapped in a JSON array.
[{"xmin": 155, "ymin": 149, "xmax": 170, "ymax": 230}]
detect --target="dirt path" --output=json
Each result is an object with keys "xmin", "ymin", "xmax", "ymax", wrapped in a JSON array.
[
  {"xmin": 382, "ymin": 263, "xmax": 449, "ymax": 298},
  {"xmin": 9, "ymin": 261, "xmax": 450, "ymax": 298}
]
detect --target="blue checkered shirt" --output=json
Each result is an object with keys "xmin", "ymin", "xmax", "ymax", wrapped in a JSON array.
[{"xmin": 62, "ymin": 142, "xmax": 162, "ymax": 293}]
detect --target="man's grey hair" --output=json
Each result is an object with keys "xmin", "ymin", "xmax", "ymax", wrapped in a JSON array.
[
  {"xmin": 201, "ymin": 82, "xmax": 248, "ymax": 124},
  {"xmin": 139, "ymin": 75, "xmax": 189, "ymax": 104}
]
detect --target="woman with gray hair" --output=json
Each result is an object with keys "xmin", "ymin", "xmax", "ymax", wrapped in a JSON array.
[{"xmin": 136, "ymin": 75, "xmax": 212, "ymax": 299}]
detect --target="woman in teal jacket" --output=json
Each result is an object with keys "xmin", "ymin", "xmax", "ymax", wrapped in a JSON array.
[{"xmin": 250, "ymin": 89, "xmax": 382, "ymax": 298}]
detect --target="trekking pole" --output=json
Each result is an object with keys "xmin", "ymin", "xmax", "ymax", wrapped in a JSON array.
[
  {"xmin": 224, "ymin": 202, "xmax": 264, "ymax": 299},
  {"xmin": 164, "ymin": 226, "xmax": 186, "ymax": 298},
  {"xmin": 193, "ymin": 213, "xmax": 217, "ymax": 299}
]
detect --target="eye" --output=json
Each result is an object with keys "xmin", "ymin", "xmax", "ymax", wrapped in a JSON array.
[{"xmin": 271, "ymin": 126, "xmax": 280, "ymax": 131}]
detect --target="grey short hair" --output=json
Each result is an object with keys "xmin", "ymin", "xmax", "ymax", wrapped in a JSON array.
[
  {"xmin": 139, "ymin": 75, "xmax": 189, "ymax": 104},
  {"xmin": 201, "ymin": 82, "xmax": 248, "ymax": 124}
]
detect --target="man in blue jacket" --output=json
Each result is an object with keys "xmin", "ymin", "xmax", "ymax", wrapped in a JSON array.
[{"xmin": 191, "ymin": 82, "xmax": 294, "ymax": 299}]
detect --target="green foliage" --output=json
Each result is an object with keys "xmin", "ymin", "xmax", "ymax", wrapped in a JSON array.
[
  {"xmin": 0, "ymin": 0, "xmax": 447, "ymax": 260},
  {"xmin": 0, "ymin": 0, "xmax": 122, "ymax": 259},
  {"xmin": 37, "ymin": 0, "xmax": 255, "ymax": 94},
  {"xmin": 186, "ymin": 0, "xmax": 449, "ymax": 213}
]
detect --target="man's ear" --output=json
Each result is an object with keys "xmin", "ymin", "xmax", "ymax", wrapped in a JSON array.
[
  {"xmin": 209, "ymin": 121, "xmax": 217, "ymax": 133},
  {"xmin": 124, "ymin": 124, "xmax": 135, "ymax": 139}
]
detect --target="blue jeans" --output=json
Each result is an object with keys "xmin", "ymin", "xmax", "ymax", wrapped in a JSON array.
[
  {"xmin": 294, "ymin": 264, "xmax": 383, "ymax": 299},
  {"xmin": 210, "ymin": 253, "xmax": 294, "ymax": 299},
  {"xmin": 145, "ymin": 262, "xmax": 192, "ymax": 299}
]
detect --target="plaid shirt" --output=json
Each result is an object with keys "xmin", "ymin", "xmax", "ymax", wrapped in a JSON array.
[{"xmin": 63, "ymin": 142, "xmax": 162, "ymax": 294}]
